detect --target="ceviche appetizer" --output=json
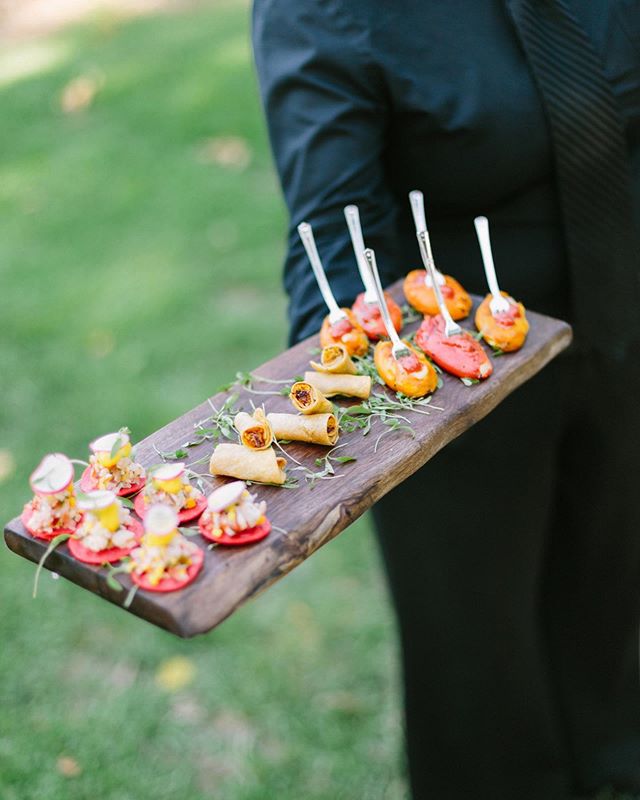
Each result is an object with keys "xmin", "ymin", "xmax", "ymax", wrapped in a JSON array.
[
  {"xmin": 129, "ymin": 505, "xmax": 204, "ymax": 593},
  {"xmin": 309, "ymin": 343, "xmax": 358, "ymax": 375},
  {"xmin": 68, "ymin": 490, "xmax": 143, "ymax": 564},
  {"xmin": 416, "ymin": 315, "xmax": 493, "ymax": 380},
  {"xmin": 352, "ymin": 291, "xmax": 403, "ymax": 341},
  {"xmin": 199, "ymin": 481, "xmax": 271, "ymax": 546},
  {"xmin": 22, "ymin": 453, "xmax": 82, "ymax": 541},
  {"xmin": 374, "ymin": 340, "xmax": 438, "ymax": 397},
  {"xmin": 403, "ymin": 270, "xmax": 472, "ymax": 320},
  {"xmin": 134, "ymin": 462, "xmax": 206, "ymax": 523},
  {"xmin": 319, "ymin": 309, "xmax": 369, "ymax": 357},
  {"xmin": 475, "ymin": 292, "xmax": 529, "ymax": 352},
  {"xmin": 210, "ymin": 444, "xmax": 287, "ymax": 485},
  {"xmin": 80, "ymin": 429, "xmax": 145, "ymax": 496}
]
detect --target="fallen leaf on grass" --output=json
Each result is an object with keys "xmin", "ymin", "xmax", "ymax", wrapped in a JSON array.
[
  {"xmin": 56, "ymin": 755, "xmax": 82, "ymax": 778},
  {"xmin": 0, "ymin": 449, "xmax": 15, "ymax": 483},
  {"xmin": 196, "ymin": 136, "xmax": 252, "ymax": 170},
  {"xmin": 154, "ymin": 656, "xmax": 196, "ymax": 691},
  {"xmin": 60, "ymin": 72, "xmax": 103, "ymax": 113}
]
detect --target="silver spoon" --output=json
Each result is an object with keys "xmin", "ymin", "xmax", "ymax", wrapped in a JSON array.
[
  {"xmin": 416, "ymin": 231, "xmax": 463, "ymax": 337},
  {"xmin": 362, "ymin": 248, "xmax": 410, "ymax": 359},
  {"xmin": 474, "ymin": 216, "xmax": 511, "ymax": 315},
  {"xmin": 344, "ymin": 205, "xmax": 377, "ymax": 304},
  {"xmin": 409, "ymin": 190, "xmax": 446, "ymax": 287},
  {"xmin": 297, "ymin": 222, "xmax": 348, "ymax": 324}
]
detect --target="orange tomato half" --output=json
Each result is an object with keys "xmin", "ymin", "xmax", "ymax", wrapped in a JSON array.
[
  {"xmin": 403, "ymin": 270, "xmax": 472, "ymax": 320},
  {"xmin": 475, "ymin": 292, "xmax": 529, "ymax": 352},
  {"xmin": 373, "ymin": 339, "xmax": 438, "ymax": 398},
  {"xmin": 319, "ymin": 308, "xmax": 370, "ymax": 357}
]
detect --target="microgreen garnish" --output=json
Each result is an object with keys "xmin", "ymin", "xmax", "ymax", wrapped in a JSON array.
[
  {"xmin": 110, "ymin": 427, "xmax": 131, "ymax": 460},
  {"xmin": 123, "ymin": 584, "xmax": 138, "ymax": 609},
  {"xmin": 353, "ymin": 353, "xmax": 385, "ymax": 385},
  {"xmin": 104, "ymin": 562, "xmax": 130, "ymax": 592},
  {"xmin": 32, "ymin": 533, "xmax": 70, "ymax": 599},
  {"xmin": 290, "ymin": 444, "xmax": 356, "ymax": 488},
  {"xmin": 338, "ymin": 391, "xmax": 442, "ymax": 437},
  {"xmin": 246, "ymin": 476, "xmax": 300, "ymax": 489},
  {"xmin": 491, "ymin": 347, "xmax": 504, "ymax": 357},
  {"xmin": 460, "ymin": 377, "xmax": 480, "ymax": 386},
  {"xmin": 401, "ymin": 303, "xmax": 422, "ymax": 325},
  {"xmin": 224, "ymin": 371, "xmax": 300, "ymax": 396}
]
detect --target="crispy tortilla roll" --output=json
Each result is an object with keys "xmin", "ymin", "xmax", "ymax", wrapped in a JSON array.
[
  {"xmin": 304, "ymin": 371, "xmax": 371, "ymax": 400},
  {"xmin": 309, "ymin": 343, "xmax": 358, "ymax": 375},
  {"xmin": 267, "ymin": 412, "xmax": 339, "ymax": 446},
  {"xmin": 209, "ymin": 444, "xmax": 287, "ymax": 485},
  {"xmin": 475, "ymin": 292, "xmax": 529, "ymax": 352},
  {"xmin": 289, "ymin": 381, "xmax": 334, "ymax": 414},
  {"xmin": 319, "ymin": 308, "xmax": 369, "ymax": 357},
  {"xmin": 374, "ymin": 340, "xmax": 438, "ymax": 397},
  {"xmin": 403, "ymin": 270, "xmax": 472, "ymax": 320},
  {"xmin": 233, "ymin": 409, "xmax": 274, "ymax": 450}
]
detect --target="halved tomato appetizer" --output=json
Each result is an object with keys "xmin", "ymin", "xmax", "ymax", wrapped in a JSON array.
[
  {"xmin": 319, "ymin": 309, "xmax": 369, "ymax": 357},
  {"xmin": 403, "ymin": 270, "xmax": 472, "ymax": 320},
  {"xmin": 415, "ymin": 315, "xmax": 493, "ymax": 380},
  {"xmin": 373, "ymin": 340, "xmax": 438, "ymax": 397},
  {"xmin": 475, "ymin": 292, "xmax": 529, "ymax": 352}
]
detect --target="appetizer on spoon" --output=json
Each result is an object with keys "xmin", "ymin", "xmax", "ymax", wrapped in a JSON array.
[
  {"xmin": 413, "ymin": 230, "xmax": 493, "ymax": 380},
  {"xmin": 364, "ymin": 248, "xmax": 438, "ymax": 397},
  {"xmin": 298, "ymin": 221, "xmax": 369, "ymax": 357},
  {"xmin": 474, "ymin": 216, "xmax": 529, "ymax": 352},
  {"xmin": 344, "ymin": 204, "xmax": 403, "ymax": 339},
  {"xmin": 403, "ymin": 190, "xmax": 472, "ymax": 320}
]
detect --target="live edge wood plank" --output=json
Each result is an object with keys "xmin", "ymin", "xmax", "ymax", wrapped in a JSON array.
[{"xmin": 4, "ymin": 282, "xmax": 572, "ymax": 638}]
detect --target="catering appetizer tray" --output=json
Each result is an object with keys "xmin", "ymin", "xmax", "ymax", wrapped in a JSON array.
[{"xmin": 3, "ymin": 282, "xmax": 572, "ymax": 638}]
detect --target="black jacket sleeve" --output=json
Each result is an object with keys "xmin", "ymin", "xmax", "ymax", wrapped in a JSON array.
[{"xmin": 252, "ymin": 0, "xmax": 400, "ymax": 344}]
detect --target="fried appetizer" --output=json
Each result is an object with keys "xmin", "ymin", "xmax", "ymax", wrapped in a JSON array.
[
  {"xmin": 267, "ymin": 412, "xmax": 339, "ymax": 446},
  {"xmin": 303, "ymin": 370, "xmax": 371, "ymax": 400},
  {"xmin": 289, "ymin": 381, "xmax": 333, "ymax": 414},
  {"xmin": 234, "ymin": 408, "xmax": 274, "ymax": 451},
  {"xmin": 209, "ymin": 444, "xmax": 287, "ymax": 485},
  {"xmin": 309, "ymin": 343, "xmax": 358, "ymax": 375}
]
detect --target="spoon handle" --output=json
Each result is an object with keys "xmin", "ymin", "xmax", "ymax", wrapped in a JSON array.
[
  {"xmin": 344, "ymin": 205, "xmax": 376, "ymax": 303},
  {"xmin": 409, "ymin": 190, "xmax": 444, "ymax": 286},
  {"xmin": 297, "ymin": 222, "xmax": 344, "ymax": 322},
  {"xmin": 474, "ymin": 216, "xmax": 503, "ymax": 302},
  {"xmin": 417, "ymin": 231, "xmax": 462, "ymax": 336},
  {"xmin": 363, "ymin": 248, "xmax": 405, "ymax": 350}
]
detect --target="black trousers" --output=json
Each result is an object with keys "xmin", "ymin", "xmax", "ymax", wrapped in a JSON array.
[{"xmin": 373, "ymin": 347, "xmax": 640, "ymax": 799}]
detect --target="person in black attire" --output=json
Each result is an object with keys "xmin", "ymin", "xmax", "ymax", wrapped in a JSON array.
[{"xmin": 251, "ymin": 2, "xmax": 640, "ymax": 798}]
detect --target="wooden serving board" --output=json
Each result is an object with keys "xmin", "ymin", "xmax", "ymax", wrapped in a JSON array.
[{"xmin": 3, "ymin": 282, "xmax": 572, "ymax": 637}]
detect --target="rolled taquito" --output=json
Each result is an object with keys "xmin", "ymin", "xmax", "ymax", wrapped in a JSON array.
[
  {"xmin": 234, "ymin": 408, "xmax": 274, "ymax": 450},
  {"xmin": 309, "ymin": 343, "xmax": 358, "ymax": 375},
  {"xmin": 289, "ymin": 381, "xmax": 333, "ymax": 415},
  {"xmin": 304, "ymin": 370, "xmax": 371, "ymax": 400},
  {"xmin": 209, "ymin": 443, "xmax": 287, "ymax": 485},
  {"xmin": 267, "ymin": 412, "xmax": 339, "ymax": 446}
]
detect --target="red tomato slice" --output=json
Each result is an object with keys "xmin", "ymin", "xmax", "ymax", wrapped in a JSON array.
[
  {"xmin": 80, "ymin": 467, "xmax": 146, "ymax": 497},
  {"xmin": 199, "ymin": 517, "xmax": 271, "ymax": 546},
  {"xmin": 67, "ymin": 518, "xmax": 144, "ymax": 564},
  {"xmin": 352, "ymin": 292, "xmax": 403, "ymax": 340},
  {"xmin": 21, "ymin": 504, "xmax": 82, "ymax": 541},
  {"xmin": 493, "ymin": 304, "xmax": 521, "ymax": 327},
  {"xmin": 133, "ymin": 492, "xmax": 207, "ymax": 523},
  {"xmin": 415, "ymin": 315, "xmax": 493, "ymax": 380},
  {"xmin": 130, "ymin": 547, "xmax": 204, "ymax": 593}
]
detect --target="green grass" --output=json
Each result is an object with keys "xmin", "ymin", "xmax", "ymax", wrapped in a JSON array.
[{"xmin": 0, "ymin": 4, "xmax": 404, "ymax": 799}]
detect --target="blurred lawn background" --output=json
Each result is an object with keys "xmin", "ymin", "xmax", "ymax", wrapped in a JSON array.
[{"xmin": 0, "ymin": 1, "xmax": 405, "ymax": 798}]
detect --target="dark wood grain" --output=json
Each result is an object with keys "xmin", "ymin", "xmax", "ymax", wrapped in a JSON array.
[{"xmin": 4, "ymin": 283, "xmax": 572, "ymax": 637}]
